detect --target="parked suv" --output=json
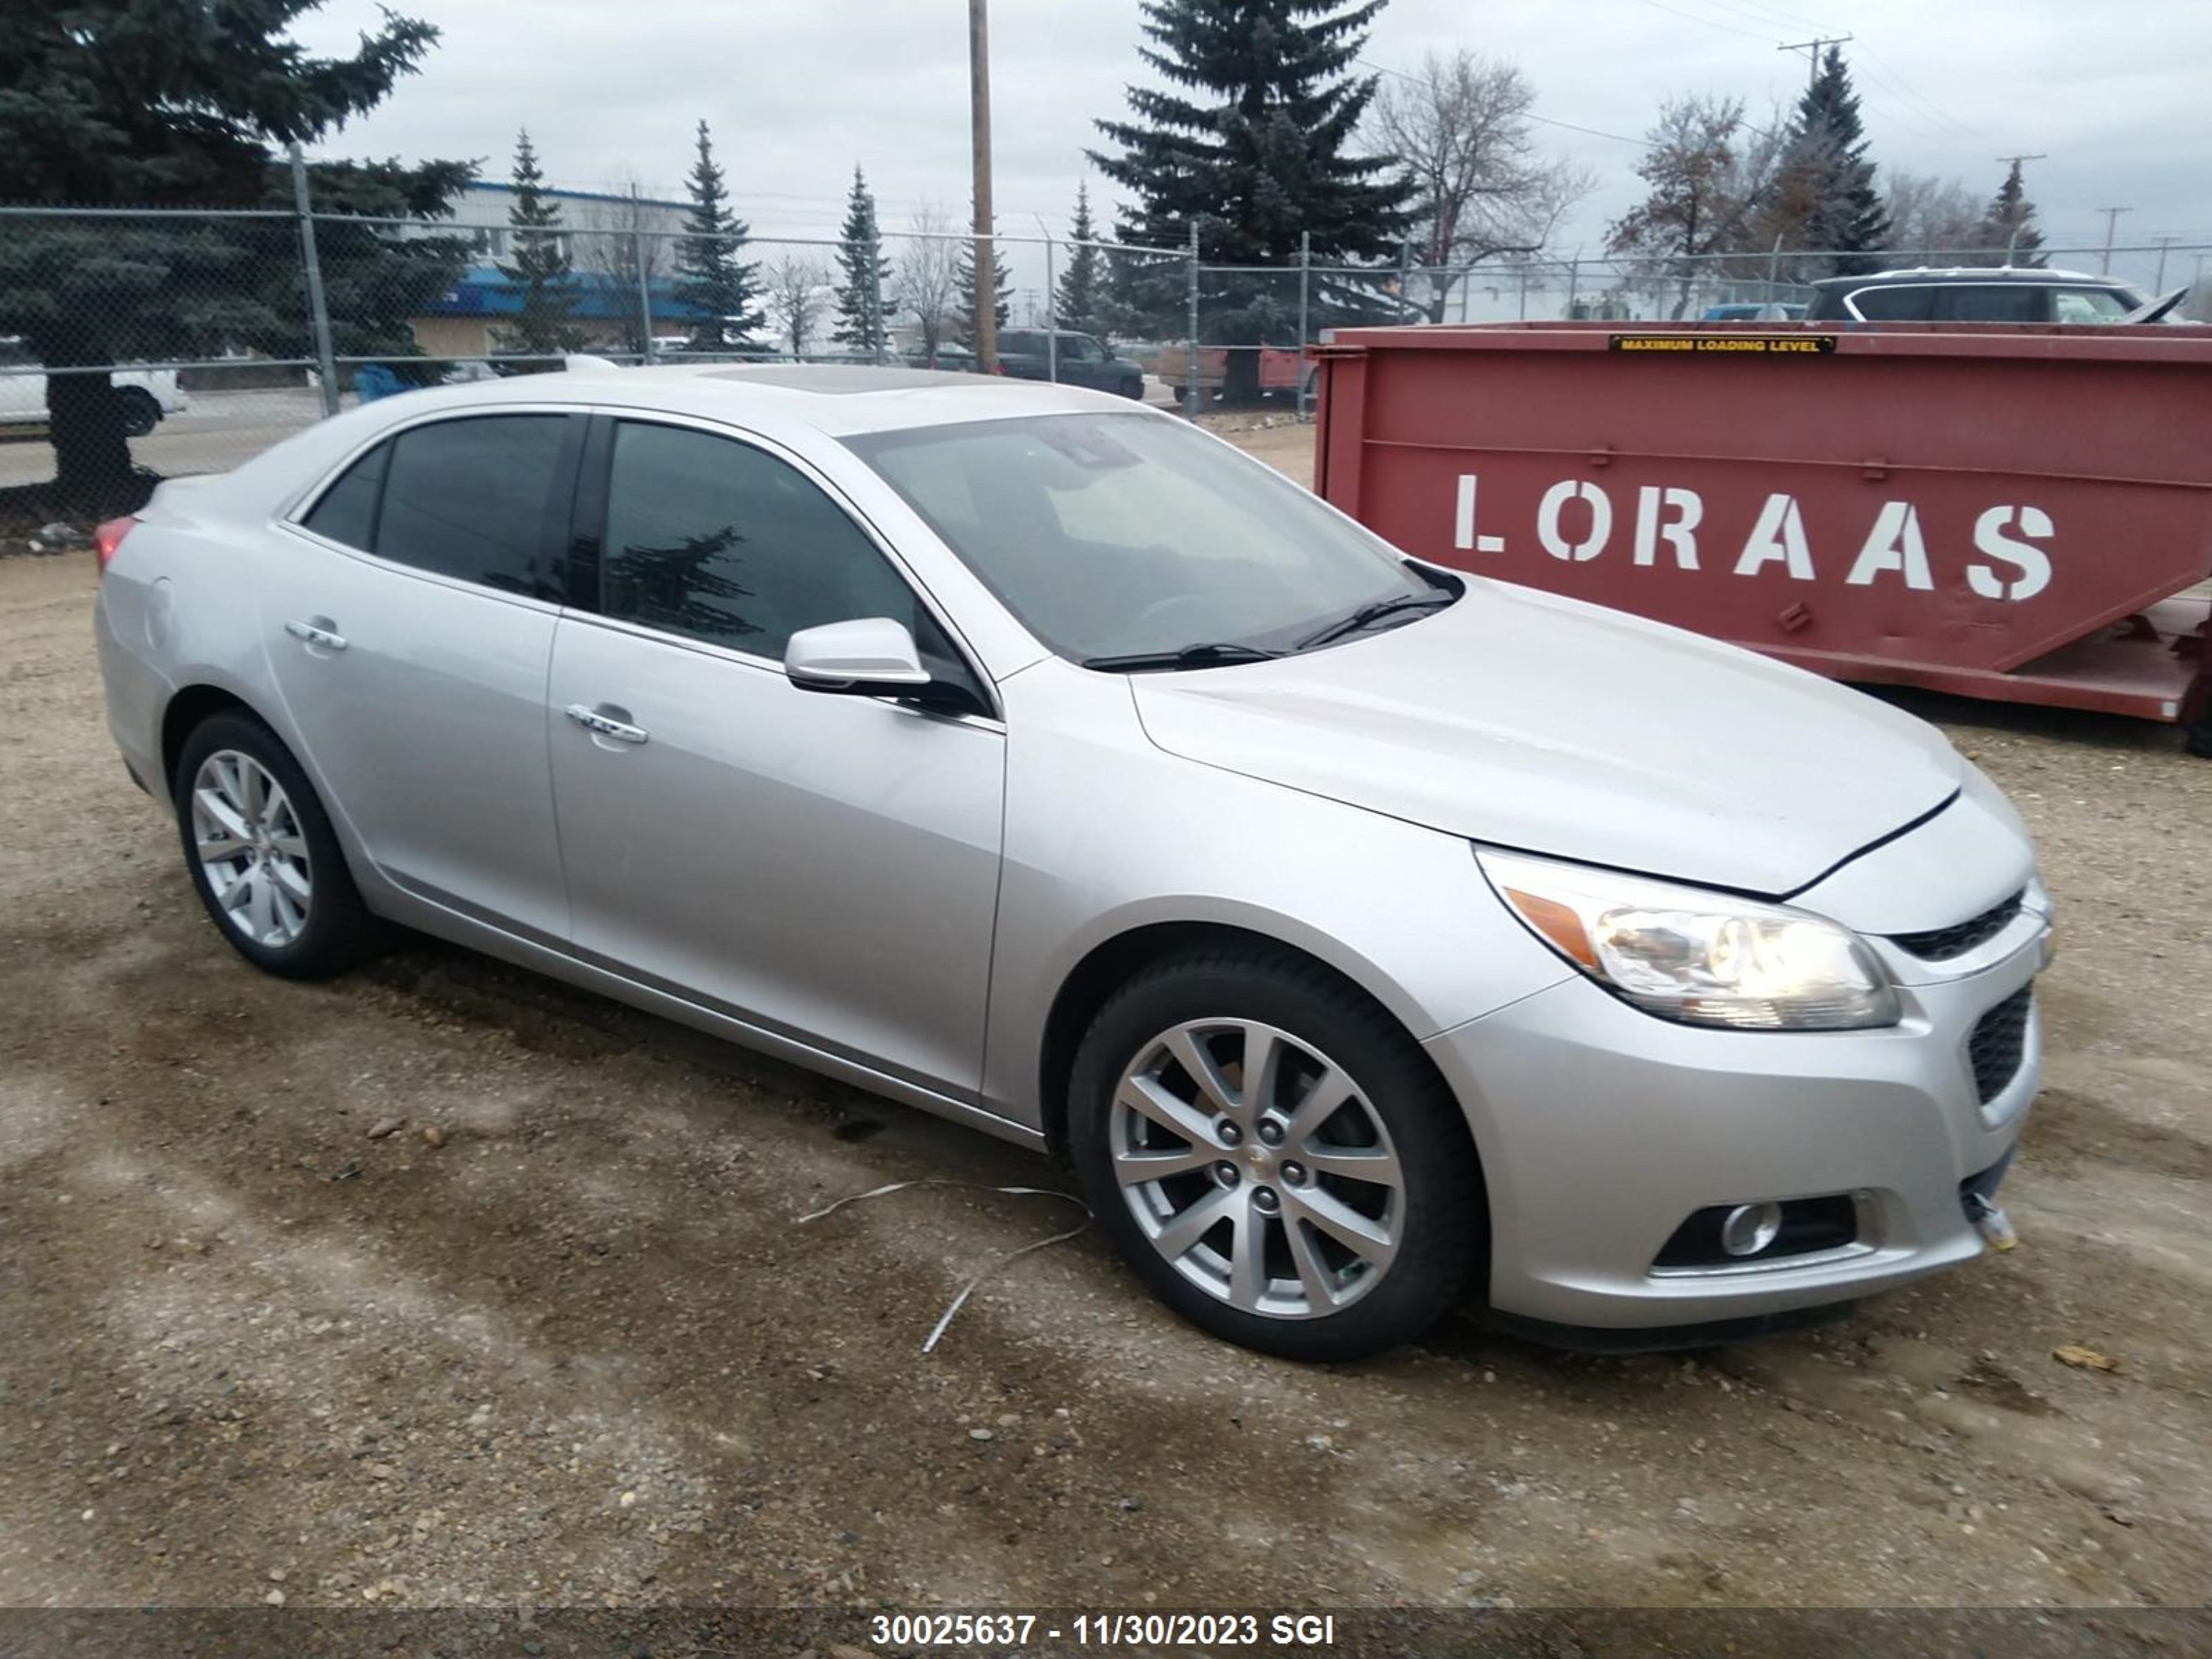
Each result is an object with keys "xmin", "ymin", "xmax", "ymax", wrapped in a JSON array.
[
  {"xmin": 995, "ymin": 329, "xmax": 1145, "ymax": 397},
  {"xmin": 1806, "ymin": 266, "xmax": 2162, "ymax": 324}
]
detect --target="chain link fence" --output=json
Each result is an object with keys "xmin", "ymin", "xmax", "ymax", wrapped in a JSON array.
[{"xmin": 3, "ymin": 188, "xmax": 2207, "ymax": 512}]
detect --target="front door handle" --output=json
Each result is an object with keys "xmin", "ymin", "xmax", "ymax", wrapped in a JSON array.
[
  {"xmin": 284, "ymin": 618, "xmax": 347, "ymax": 651},
  {"xmin": 565, "ymin": 702, "xmax": 650, "ymax": 744}
]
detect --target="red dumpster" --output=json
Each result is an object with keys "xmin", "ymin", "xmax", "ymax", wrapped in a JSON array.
[{"xmin": 1310, "ymin": 321, "xmax": 2212, "ymax": 749}]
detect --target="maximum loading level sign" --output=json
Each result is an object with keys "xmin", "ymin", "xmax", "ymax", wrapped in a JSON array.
[{"xmin": 1609, "ymin": 332, "xmax": 1838, "ymax": 355}]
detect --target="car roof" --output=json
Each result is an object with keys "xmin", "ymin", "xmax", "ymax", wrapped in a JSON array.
[
  {"xmin": 335, "ymin": 362, "xmax": 1144, "ymax": 440},
  {"xmin": 1809, "ymin": 265, "xmax": 2122, "ymax": 290}
]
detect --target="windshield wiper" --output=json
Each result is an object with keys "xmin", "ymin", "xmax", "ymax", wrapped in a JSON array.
[
  {"xmin": 1082, "ymin": 641, "xmax": 1284, "ymax": 673},
  {"xmin": 1293, "ymin": 590, "xmax": 1456, "ymax": 651}
]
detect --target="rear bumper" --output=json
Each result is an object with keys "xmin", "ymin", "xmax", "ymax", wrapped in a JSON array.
[{"xmin": 1423, "ymin": 920, "xmax": 2049, "ymax": 1330}]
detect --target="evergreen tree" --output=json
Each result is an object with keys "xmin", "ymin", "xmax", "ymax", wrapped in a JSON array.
[
  {"xmin": 495, "ymin": 131, "xmax": 584, "ymax": 356},
  {"xmin": 1771, "ymin": 46, "xmax": 1888, "ymax": 276},
  {"xmin": 831, "ymin": 166, "xmax": 894, "ymax": 359},
  {"xmin": 675, "ymin": 120, "xmax": 765, "ymax": 350},
  {"xmin": 1978, "ymin": 160, "xmax": 2045, "ymax": 265},
  {"xmin": 1056, "ymin": 182, "xmax": 1109, "ymax": 339},
  {"xmin": 953, "ymin": 221, "xmax": 1013, "ymax": 347},
  {"xmin": 0, "ymin": 0, "xmax": 440, "ymax": 507},
  {"xmin": 1090, "ymin": 0, "xmax": 1414, "ymax": 400}
]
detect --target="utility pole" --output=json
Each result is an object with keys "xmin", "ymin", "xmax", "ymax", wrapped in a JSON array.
[
  {"xmin": 2095, "ymin": 206, "xmax": 2130, "ymax": 274},
  {"xmin": 1777, "ymin": 34, "xmax": 1851, "ymax": 97},
  {"xmin": 2153, "ymin": 236, "xmax": 2177, "ymax": 291},
  {"xmin": 968, "ymin": 0, "xmax": 997, "ymax": 374}
]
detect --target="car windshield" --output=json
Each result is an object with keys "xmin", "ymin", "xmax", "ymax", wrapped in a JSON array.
[{"xmin": 846, "ymin": 412, "xmax": 1437, "ymax": 665}]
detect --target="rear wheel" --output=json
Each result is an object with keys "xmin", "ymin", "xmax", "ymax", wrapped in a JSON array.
[
  {"xmin": 116, "ymin": 386, "xmax": 160, "ymax": 438},
  {"xmin": 1069, "ymin": 947, "xmax": 1485, "ymax": 1360},
  {"xmin": 171, "ymin": 711, "xmax": 384, "ymax": 979}
]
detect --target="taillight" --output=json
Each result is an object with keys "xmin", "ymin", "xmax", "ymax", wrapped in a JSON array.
[
  {"xmin": 93, "ymin": 516, "xmax": 136, "ymax": 574},
  {"xmin": 990, "ymin": 359, "xmax": 1007, "ymax": 375}
]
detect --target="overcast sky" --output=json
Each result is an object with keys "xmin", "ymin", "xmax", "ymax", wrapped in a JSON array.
[{"xmin": 292, "ymin": 0, "xmax": 2211, "ymax": 297}]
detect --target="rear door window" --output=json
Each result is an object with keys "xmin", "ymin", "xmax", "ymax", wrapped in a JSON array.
[
  {"xmin": 373, "ymin": 414, "xmax": 574, "ymax": 599},
  {"xmin": 1846, "ymin": 285, "xmax": 1936, "ymax": 321},
  {"xmin": 1936, "ymin": 285, "xmax": 2044, "ymax": 323}
]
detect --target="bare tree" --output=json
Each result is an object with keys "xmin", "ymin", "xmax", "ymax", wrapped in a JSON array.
[
  {"xmin": 1369, "ymin": 49, "xmax": 1593, "ymax": 321},
  {"xmin": 764, "ymin": 254, "xmax": 831, "ymax": 359},
  {"xmin": 1884, "ymin": 171, "xmax": 1989, "ymax": 263},
  {"xmin": 576, "ymin": 176, "xmax": 674, "ymax": 356},
  {"xmin": 894, "ymin": 201, "xmax": 962, "ymax": 364},
  {"xmin": 1606, "ymin": 95, "xmax": 1785, "ymax": 318}
]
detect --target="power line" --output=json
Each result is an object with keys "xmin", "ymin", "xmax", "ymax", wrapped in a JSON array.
[
  {"xmin": 1632, "ymin": 0, "xmax": 1772, "ymax": 41},
  {"xmin": 1355, "ymin": 57, "xmax": 1654, "ymax": 148}
]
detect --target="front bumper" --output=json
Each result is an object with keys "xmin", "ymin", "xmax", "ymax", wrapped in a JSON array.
[{"xmin": 1423, "ymin": 915, "xmax": 2050, "ymax": 1330}]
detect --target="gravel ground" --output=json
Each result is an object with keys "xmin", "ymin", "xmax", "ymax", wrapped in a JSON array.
[{"xmin": 3, "ymin": 427, "xmax": 2211, "ymax": 1624}]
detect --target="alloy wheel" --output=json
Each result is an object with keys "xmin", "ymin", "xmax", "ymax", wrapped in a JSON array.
[
  {"xmin": 1111, "ymin": 1018, "xmax": 1404, "ymax": 1319},
  {"xmin": 190, "ymin": 749, "xmax": 312, "ymax": 948}
]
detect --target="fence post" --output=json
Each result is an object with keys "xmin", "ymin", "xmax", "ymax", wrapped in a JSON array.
[
  {"xmin": 1566, "ymin": 255, "xmax": 1581, "ymax": 319},
  {"xmin": 1295, "ymin": 229, "xmax": 1311, "ymax": 421},
  {"xmin": 1044, "ymin": 232, "xmax": 1058, "ymax": 384},
  {"xmin": 634, "ymin": 232, "xmax": 653, "ymax": 362},
  {"xmin": 288, "ymin": 144, "xmax": 340, "ymax": 417},
  {"xmin": 1399, "ymin": 237, "xmax": 1414, "ymax": 323},
  {"xmin": 1185, "ymin": 221, "xmax": 1201, "ymax": 420},
  {"xmin": 1767, "ymin": 235, "xmax": 1783, "ymax": 305}
]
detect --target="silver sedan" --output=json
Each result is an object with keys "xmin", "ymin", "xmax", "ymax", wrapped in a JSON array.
[{"xmin": 93, "ymin": 365, "xmax": 2052, "ymax": 1359}]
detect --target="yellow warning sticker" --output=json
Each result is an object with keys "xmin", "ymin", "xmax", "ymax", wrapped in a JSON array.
[{"xmin": 1609, "ymin": 334, "xmax": 1839, "ymax": 355}]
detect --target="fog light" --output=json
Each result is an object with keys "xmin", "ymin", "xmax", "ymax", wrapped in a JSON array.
[{"xmin": 1720, "ymin": 1201, "xmax": 1783, "ymax": 1257}]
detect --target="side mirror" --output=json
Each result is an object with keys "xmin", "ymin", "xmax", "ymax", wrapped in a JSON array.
[{"xmin": 785, "ymin": 617, "xmax": 932, "ymax": 692}]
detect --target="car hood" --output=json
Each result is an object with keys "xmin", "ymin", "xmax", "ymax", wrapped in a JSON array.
[{"xmin": 1130, "ymin": 579, "xmax": 1963, "ymax": 897}]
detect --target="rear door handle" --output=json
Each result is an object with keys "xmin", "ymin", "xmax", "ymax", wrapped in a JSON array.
[
  {"xmin": 284, "ymin": 618, "xmax": 347, "ymax": 650},
  {"xmin": 564, "ymin": 703, "xmax": 649, "ymax": 744}
]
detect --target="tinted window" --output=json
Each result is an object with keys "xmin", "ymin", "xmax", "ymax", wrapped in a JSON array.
[
  {"xmin": 1847, "ymin": 285, "xmax": 1936, "ymax": 320},
  {"xmin": 1001, "ymin": 332, "xmax": 1044, "ymax": 355},
  {"xmin": 1937, "ymin": 285, "xmax": 2041, "ymax": 322},
  {"xmin": 375, "ymin": 415, "xmax": 570, "ymax": 597},
  {"xmin": 1061, "ymin": 335, "xmax": 1101, "ymax": 362},
  {"xmin": 600, "ymin": 422, "xmax": 921, "ymax": 659},
  {"xmin": 301, "ymin": 442, "xmax": 390, "ymax": 550}
]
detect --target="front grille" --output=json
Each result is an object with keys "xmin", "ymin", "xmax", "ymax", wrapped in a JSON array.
[
  {"xmin": 1893, "ymin": 890, "xmax": 2025, "ymax": 961},
  {"xmin": 1968, "ymin": 986, "xmax": 2034, "ymax": 1104}
]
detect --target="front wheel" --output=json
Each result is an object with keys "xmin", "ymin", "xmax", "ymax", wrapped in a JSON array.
[
  {"xmin": 171, "ymin": 711, "xmax": 385, "ymax": 979},
  {"xmin": 1118, "ymin": 375, "xmax": 1145, "ymax": 400},
  {"xmin": 1069, "ymin": 947, "xmax": 1485, "ymax": 1360}
]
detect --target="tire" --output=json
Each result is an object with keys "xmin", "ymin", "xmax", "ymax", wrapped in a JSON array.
[
  {"xmin": 1068, "ymin": 946, "xmax": 1485, "ymax": 1360},
  {"xmin": 1118, "ymin": 375, "xmax": 1145, "ymax": 400},
  {"xmin": 171, "ymin": 711, "xmax": 384, "ymax": 980},
  {"xmin": 117, "ymin": 387, "xmax": 160, "ymax": 438}
]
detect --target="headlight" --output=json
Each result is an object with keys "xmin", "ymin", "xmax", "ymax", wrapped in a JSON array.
[{"xmin": 1477, "ymin": 849, "xmax": 1900, "ymax": 1031}]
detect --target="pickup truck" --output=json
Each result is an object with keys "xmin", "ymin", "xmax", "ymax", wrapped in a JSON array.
[
  {"xmin": 993, "ymin": 330, "xmax": 1145, "ymax": 398},
  {"xmin": 1153, "ymin": 343, "xmax": 1310, "ymax": 402},
  {"xmin": 0, "ymin": 337, "xmax": 188, "ymax": 435}
]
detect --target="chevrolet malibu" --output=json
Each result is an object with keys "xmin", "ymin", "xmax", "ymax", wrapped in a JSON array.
[{"xmin": 93, "ymin": 366, "xmax": 2053, "ymax": 1360}]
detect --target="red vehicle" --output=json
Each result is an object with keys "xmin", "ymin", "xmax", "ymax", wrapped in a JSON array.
[
  {"xmin": 1311, "ymin": 321, "xmax": 2212, "ymax": 752},
  {"xmin": 1154, "ymin": 343, "xmax": 1309, "ymax": 400}
]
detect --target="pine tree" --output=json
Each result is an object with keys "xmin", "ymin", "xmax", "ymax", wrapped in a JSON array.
[
  {"xmin": 1090, "ymin": 0, "xmax": 1414, "ymax": 400},
  {"xmin": 496, "ymin": 130, "xmax": 585, "ymax": 356},
  {"xmin": 1774, "ymin": 46, "xmax": 1888, "ymax": 277},
  {"xmin": 953, "ymin": 221, "xmax": 1013, "ymax": 347},
  {"xmin": 831, "ymin": 166, "xmax": 894, "ymax": 359},
  {"xmin": 1056, "ymin": 182, "xmax": 1109, "ymax": 339},
  {"xmin": 675, "ymin": 120, "xmax": 765, "ymax": 350},
  {"xmin": 1978, "ymin": 160, "xmax": 2045, "ymax": 266},
  {"xmin": 0, "ymin": 0, "xmax": 440, "ymax": 507}
]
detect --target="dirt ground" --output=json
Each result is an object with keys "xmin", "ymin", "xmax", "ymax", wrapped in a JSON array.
[{"xmin": 3, "ymin": 424, "xmax": 2211, "ymax": 1628}]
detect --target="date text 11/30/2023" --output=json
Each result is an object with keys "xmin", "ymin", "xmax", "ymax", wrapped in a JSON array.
[{"xmin": 865, "ymin": 1610, "xmax": 1339, "ymax": 1648}]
